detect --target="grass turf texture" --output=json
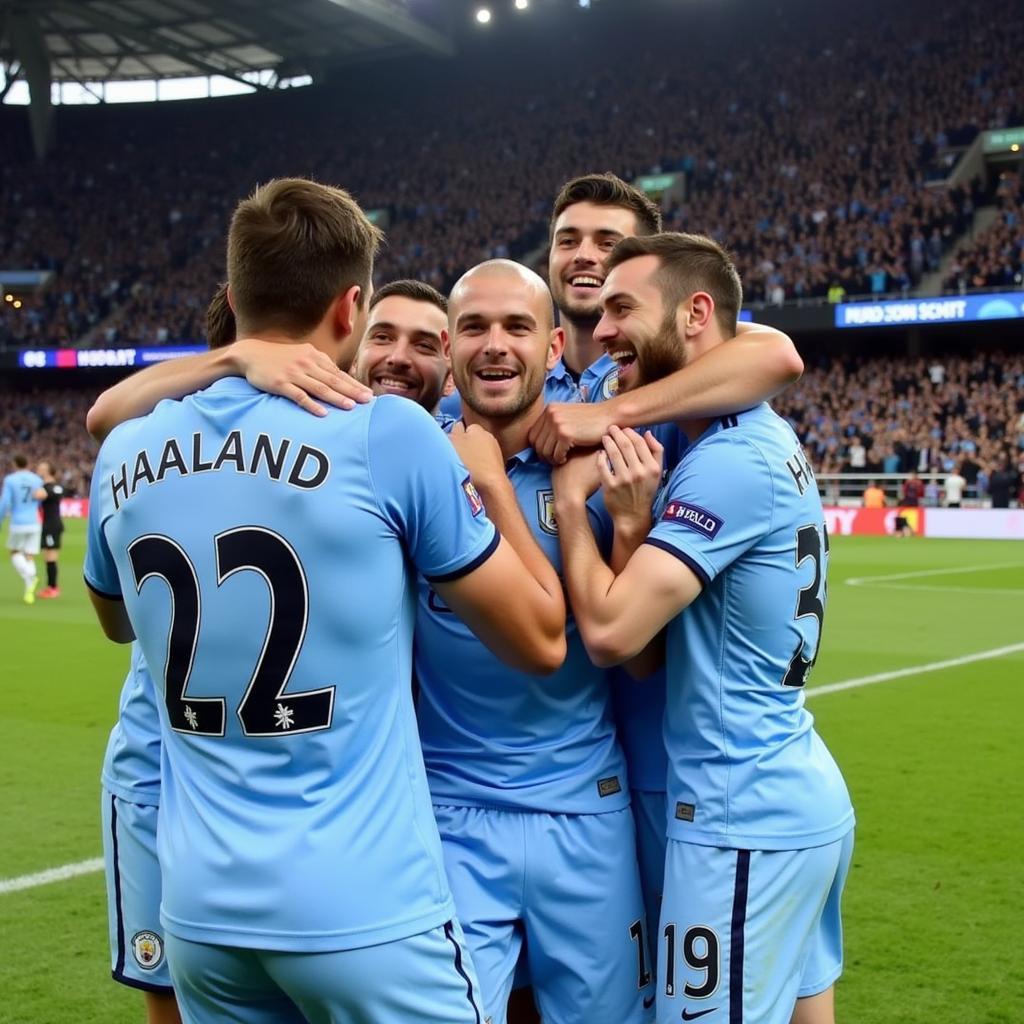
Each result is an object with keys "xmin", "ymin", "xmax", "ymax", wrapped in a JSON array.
[{"xmin": 1, "ymin": 523, "xmax": 1021, "ymax": 1023}]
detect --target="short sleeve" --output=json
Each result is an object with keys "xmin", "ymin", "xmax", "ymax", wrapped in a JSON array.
[
  {"xmin": 366, "ymin": 397, "xmax": 499, "ymax": 582},
  {"xmin": 645, "ymin": 434, "xmax": 774, "ymax": 587},
  {"xmin": 83, "ymin": 452, "xmax": 123, "ymax": 600}
]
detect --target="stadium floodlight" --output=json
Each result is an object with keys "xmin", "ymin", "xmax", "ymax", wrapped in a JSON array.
[
  {"xmin": 514, "ymin": 0, "xmax": 529, "ymax": 9},
  {"xmin": 4, "ymin": 293, "xmax": 13, "ymax": 302},
  {"xmin": 475, "ymin": 7, "xmax": 492, "ymax": 23},
  {"xmin": 12, "ymin": 299, "xmax": 22, "ymax": 309}
]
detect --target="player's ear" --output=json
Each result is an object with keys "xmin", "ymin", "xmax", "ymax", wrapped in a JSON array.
[
  {"xmin": 680, "ymin": 292, "xmax": 715, "ymax": 337},
  {"xmin": 546, "ymin": 326, "xmax": 566, "ymax": 371},
  {"xmin": 332, "ymin": 284, "xmax": 363, "ymax": 339},
  {"xmin": 441, "ymin": 328, "xmax": 451, "ymax": 362},
  {"xmin": 225, "ymin": 284, "xmax": 237, "ymax": 315}
]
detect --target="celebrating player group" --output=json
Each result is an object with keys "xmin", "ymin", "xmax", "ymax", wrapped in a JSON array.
[{"xmin": 79, "ymin": 172, "xmax": 854, "ymax": 1024}]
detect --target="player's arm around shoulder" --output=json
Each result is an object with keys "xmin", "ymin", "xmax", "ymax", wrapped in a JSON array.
[
  {"xmin": 86, "ymin": 339, "xmax": 371, "ymax": 441},
  {"xmin": 369, "ymin": 404, "xmax": 566, "ymax": 675},
  {"xmin": 440, "ymin": 423, "xmax": 566, "ymax": 674}
]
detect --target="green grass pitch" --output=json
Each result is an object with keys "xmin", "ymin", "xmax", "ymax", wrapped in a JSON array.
[{"xmin": 1, "ymin": 523, "xmax": 1021, "ymax": 1023}]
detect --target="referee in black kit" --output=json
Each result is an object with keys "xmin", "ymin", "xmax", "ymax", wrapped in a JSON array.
[{"xmin": 35, "ymin": 460, "xmax": 65, "ymax": 598}]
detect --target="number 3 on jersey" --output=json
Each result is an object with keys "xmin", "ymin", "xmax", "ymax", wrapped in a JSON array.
[
  {"xmin": 128, "ymin": 527, "xmax": 335, "ymax": 737},
  {"xmin": 782, "ymin": 523, "xmax": 829, "ymax": 688}
]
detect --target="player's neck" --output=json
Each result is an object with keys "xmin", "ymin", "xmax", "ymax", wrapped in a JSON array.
[
  {"xmin": 560, "ymin": 318, "xmax": 604, "ymax": 377},
  {"xmin": 462, "ymin": 400, "xmax": 544, "ymax": 460},
  {"xmin": 677, "ymin": 415, "xmax": 714, "ymax": 443},
  {"xmin": 236, "ymin": 325, "xmax": 350, "ymax": 369}
]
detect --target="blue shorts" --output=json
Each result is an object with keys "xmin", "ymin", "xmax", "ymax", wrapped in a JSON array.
[
  {"xmin": 631, "ymin": 789, "xmax": 667, "ymax": 965},
  {"xmin": 165, "ymin": 918, "xmax": 484, "ymax": 1024},
  {"xmin": 657, "ymin": 831, "xmax": 854, "ymax": 1024},
  {"xmin": 433, "ymin": 804, "xmax": 654, "ymax": 1024},
  {"xmin": 101, "ymin": 789, "xmax": 172, "ymax": 993}
]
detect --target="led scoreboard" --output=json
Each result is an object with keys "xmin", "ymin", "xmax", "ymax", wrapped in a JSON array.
[
  {"xmin": 18, "ymin": 345, "xmax": 206, "ymax": 368},
  {"xmin": 835, "ymin": 292, "xmax": 1024, "ymax": 329}
]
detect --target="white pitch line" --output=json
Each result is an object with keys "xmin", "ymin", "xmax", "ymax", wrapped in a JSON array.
[
  {"xmin": 0, "ymin": 856, "xmax": 103, "ymax": 895},
  {"xmin": 846, "ymin": 563, "xmax": 1024, "ymax": 586},
  {"xmin": 5, "ymin": 642, "xmax": 1024, "ymax": 897},
  {"xmin": 847, "ymin": 584, "xmax": 1024, "ymax": 596},
  {"xmin": 807, "ymin": 642, "xmax": 1024, "ymax": 698}
]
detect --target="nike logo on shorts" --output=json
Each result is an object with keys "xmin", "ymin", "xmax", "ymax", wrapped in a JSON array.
[{"xmin": 681, "ymin": 1009, "xmax": 718, "ymax": 1021}]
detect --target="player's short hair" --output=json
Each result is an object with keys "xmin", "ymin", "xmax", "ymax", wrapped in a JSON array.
[
  {"xmin": 227, "ymin": 177, "xmax": 384, "ymax": 336},
  {"xmin": 38, "ymin": 459, "xmax": 55, "ymax": 475},
  {"xmin": 606, "ymin": 232, "xmax": 743, "ymax": 336},
  {"xmin": 550, "ymin": 172, "xmax": 662, "ymax": 238},
  {"xmin": 206, "ymin": 282, "xmax": 236, "ymax": 350},
  {"xmin": 13, "ymin": 454, "xmax": 28, "ymax": 468},
  {"xmin": 370, "ymin": 279, "xmax": 447, "ymax": 315}
]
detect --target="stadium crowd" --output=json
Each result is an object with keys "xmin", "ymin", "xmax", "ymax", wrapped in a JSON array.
[
  {"xmin": 1, "ymin": 0, "xmax": 1022, "ymax": 348},
  {"xmin": 775, "ymin": 352, "xmax": 1024, "ymax": 504},
  {"xmin": 0, "ymin": 389, "xmax": 95, "ymax": 497},
  {"xmin": 944, "ymin": 172, "xmax": 1024, "ymax": 292},
  {"xmin": 5, "ymin": 352, "xmax": 1023, "ymax": 507}
]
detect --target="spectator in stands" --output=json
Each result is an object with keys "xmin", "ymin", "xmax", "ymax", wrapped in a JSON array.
[
  {"xmin": 1, "ymin": 0, "xmax": 1021, "ymax": 346},
  {"xmin": 902, "ymin": 471, "xmax": 925, "ymax": 507},
  {"xmin": 989, "ymin": 455, "xmax": 1020, "ymax": 508},
  {"xmin": 846, "ymin": 435, "xmax": 867, "ymax": 472},
  {"xmin": 863, "ymin": 481, "xmax": 886, "ymax": 508},
  {"xmin": 944, "ymin": 466, "xmax": 967, "ymax": 508}
]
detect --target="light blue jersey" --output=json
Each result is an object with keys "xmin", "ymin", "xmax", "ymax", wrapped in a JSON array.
[
  {"xmin": 85, "ymin": 379, "xmax": 499, "ymax": 951},
  {"xmin": 581, "ymin": 351, "xmax": 620, "ymax": 402},
  {"xmin": 416, "ymin": 446, "xmax": 629, "ymax": 814},
  {"xmin": 0, "ymin": 469, "xmax": 43, "ymax": 526},
  {"xmin": 646, "ymin": 404, "xmax": 854, "ymax": 850},
  {"xmin": 102, "ymin": 643, "xmax": 162, "ymax": 805}
]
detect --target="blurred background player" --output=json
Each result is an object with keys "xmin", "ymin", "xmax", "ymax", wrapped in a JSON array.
[
  {"xmin": 34, "ymin": 460, "xmax": 65, "ymax": 598},
  {"xmin": 553, "ymin": 233, "xmax": 854, "ymax": 1024},
  {"xmin": 416, "ymin": 260, "xmax": 654, "ymax": 1024},
  {"xmin": 0, "ymin": 454, "xmax": 44, "ymax": 604},
  {"xmin": 85, "ymin": 177, "xmax": 566, "ymax": 1023}
]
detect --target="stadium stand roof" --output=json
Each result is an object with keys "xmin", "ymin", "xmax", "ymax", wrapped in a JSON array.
[{"xmin": 0, "ymin": 0, "xmax": 456, "ymax": 155}]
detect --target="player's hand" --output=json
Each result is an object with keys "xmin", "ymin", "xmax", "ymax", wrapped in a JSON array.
[
  {"xmin": 232, "ymin": 338, "xmax": 373, "ymax": 415},
  {"xmin": 529, "ymin": 402, "xmax": 615, "ymax": 465},
  {"xmin": 551, "ymin": 449, "xmax": 603, "ymax": 503},
  {"xmin": 448, "ymin": 422, "xmax": 508, "ymax": 492},
  {"xmin": 599, "ymin": 426, "xmax": 664, "ymax": 529}
]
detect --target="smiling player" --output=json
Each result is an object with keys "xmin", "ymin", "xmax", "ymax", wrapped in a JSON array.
[
  {"xmin": 553, "ymin": 233, "xmax": 854, "ymax": 1024},
  {"xmin": 353, "ymin": 279, "xmax": 451, "ymax": 415}
]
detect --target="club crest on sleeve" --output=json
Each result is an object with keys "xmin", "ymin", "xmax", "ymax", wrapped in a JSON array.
[
  {"xmin": 661, "ymin": 500, "xmax": 723, "ymax": 538},
  {"xmin": 601, "ymin": 369, "xmax": 619, "ymax": 399},
  {"xmin": 537, "ymin": 489, "xmax": 558, "ymax": 535},
  {"xmin": 131, "ymin": 930, "xmax": 164, "ymax": 970},
  {"xmin": 462, "ymin": 476, "xmax": 484, "ymax": 517}
]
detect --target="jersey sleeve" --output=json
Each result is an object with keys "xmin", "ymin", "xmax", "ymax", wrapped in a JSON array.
[
  {"xmin": 0, "ymin": 477, "xmax": 10, "ymax": 522},
  {"xmin": 366, "ymin": 396, "xmax": 499, "ymax": 582},
  {"xmin": 83, "ymin": 455, "xmax": 123, "ymax": 600},
  {"xmin": 585, "ymin": 492, "xmax": 614, "ymax": 560},
  {"xmin": 644, "ymin": 433, "xmax": 774, "ymax": 587}
]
